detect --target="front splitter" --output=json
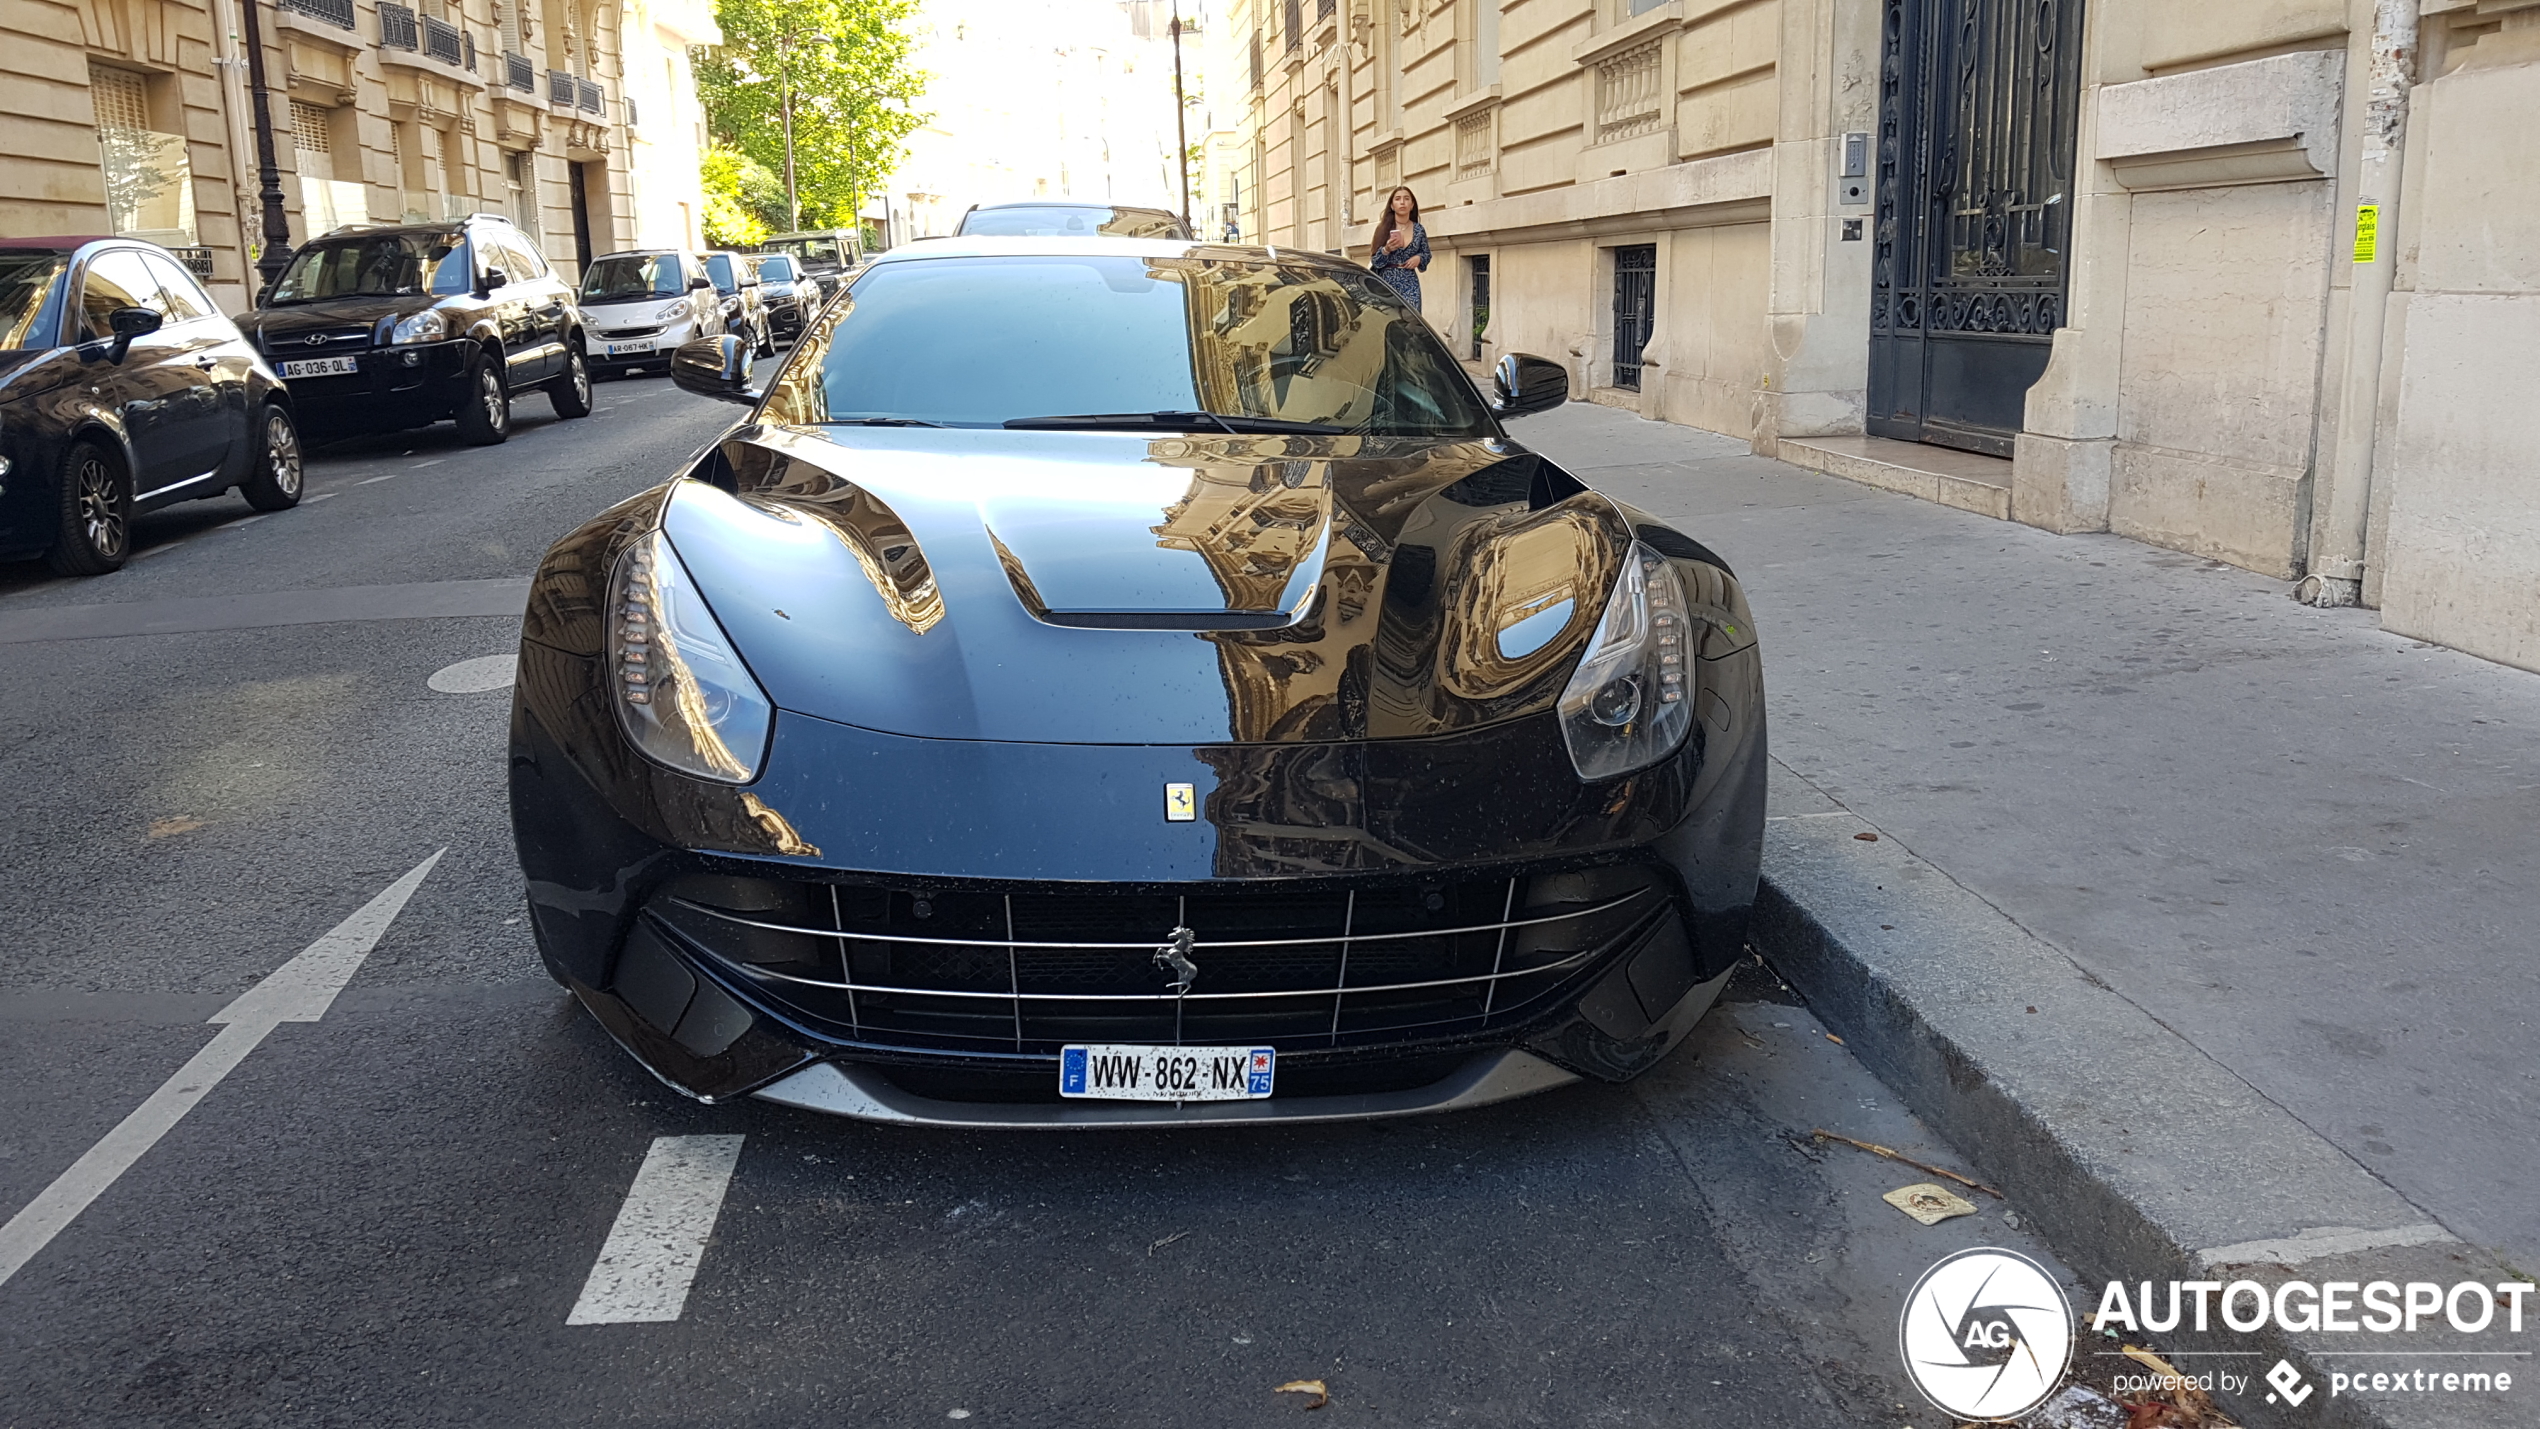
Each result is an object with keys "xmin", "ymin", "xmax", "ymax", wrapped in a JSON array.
[{"xmin": 750, "ymin": 1047, "xmax": 1582, "ymax": 1129}]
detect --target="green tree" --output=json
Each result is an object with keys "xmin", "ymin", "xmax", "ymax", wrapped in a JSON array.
[
  {"xmin": 695, "ymin": 0, "xmax": 928, "ymax": 233},
  {"xmin": 700, "ymin": 145, "xmax": 784, "ymax": 246}
]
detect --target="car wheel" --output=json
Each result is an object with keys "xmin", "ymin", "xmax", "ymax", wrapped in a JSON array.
[
  {"xmin": 46, "ymin": 439, "xmax": 131, "ymax": 576},
  {"xmin": 548, "ymin": 343, "xmax": 593, "ymax": 419},
  {"xmin": 455, "ymin": 350, "xmax": 510, "ymax": 445},
  {"xmin": 239, "ymin": 404, "xmax": 305, "ymax": 512}
]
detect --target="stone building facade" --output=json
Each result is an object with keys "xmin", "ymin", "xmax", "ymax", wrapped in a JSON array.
[
  {"xmin": 1, "ymin": 0, "xmax": 711, "ymax": 313},
  {"xmin": 1224, "ymin": 0, "xmax": 2540, "ymax": 672}
]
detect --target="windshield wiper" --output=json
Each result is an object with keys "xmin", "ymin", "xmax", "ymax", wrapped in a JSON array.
[
  {"xmin": 825, "ymin": 416, "xmax": 948, "ymax": 428},
  {"xmin": 1003, "ymin": 410, "xmax": 1345, "ymax": 436}
]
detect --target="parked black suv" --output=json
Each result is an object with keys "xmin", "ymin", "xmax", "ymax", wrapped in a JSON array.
[{"xmin": 234, "ymin": 215, "xmax": 590, "ymax": 445}]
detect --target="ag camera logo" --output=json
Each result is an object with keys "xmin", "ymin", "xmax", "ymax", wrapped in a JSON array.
[{"xmin": 1901, "ymin": 1247, "xmax": 2075, "ymax": 1421}]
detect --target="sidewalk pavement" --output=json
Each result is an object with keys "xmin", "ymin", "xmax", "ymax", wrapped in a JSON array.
[{"xmin": 1517, "ymin": 401, "xmax": 2537, "ymax": 1428}]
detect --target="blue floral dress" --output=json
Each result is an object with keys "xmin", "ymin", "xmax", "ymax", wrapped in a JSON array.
[{"xmin": 1370, "ymin": 221, "xmax": 1430, "ymax": 307}]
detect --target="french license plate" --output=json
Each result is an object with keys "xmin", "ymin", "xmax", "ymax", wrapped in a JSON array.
[
  {"xmin": 606, "ymin": 339, "xmax": 655, "ymax": 356},
  {"xmin": 279, "ymin": 355, "xmax": 359, "ymax": 378},
  {"xmin": 1060, "ymin": 1044, "xmax": 1274, "ymax": 1102}
]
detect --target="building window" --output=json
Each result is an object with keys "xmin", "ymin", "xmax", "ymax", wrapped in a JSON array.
[
  {"xmin": 1468, "ymin": 254, "xmax": 1490, "ymax": 360},
  {"xmin": 1455, "ymin": 111, "xmax": 1493, "ymax": 178},
  {"xmin": 505, "ymin": 150, "xmax": 540, "ymax": 234},
  {"xmin": 92, "ymin": 65, "xmax": 197, "ymax": 246},
  {"xmin": 289, "ymin": 99, "xmax": 370, "ymax": 235},
  {"xmin": 1611, "ymin": 245, "xmax": 1656, "ymax": 390}
]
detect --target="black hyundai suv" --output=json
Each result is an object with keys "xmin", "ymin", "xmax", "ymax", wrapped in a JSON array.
[{"xmin": 234, "ymin": 215, "xmax": 590, "ymax": 445}]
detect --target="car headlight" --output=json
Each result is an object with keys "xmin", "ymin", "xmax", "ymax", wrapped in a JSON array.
[
  {"xmin": 388, "ymin": 309, "xmax": 447, "ymax": 345},
  {"xmin": 656, "ymin": 299, "xmax": 690, "ymax": 320},
  {"xmin": 608, "ymin": 530, "xmax": 774, "ymax": 783},
  {"xmin": 1557, "ymin": 541, "xmax": 1694, "ymax": 781}
]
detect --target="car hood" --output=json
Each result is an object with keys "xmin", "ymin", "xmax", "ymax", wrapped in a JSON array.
[
  {"xmin": 239, "ymin": 295, "xmax": 441, "ymax": 344},
  {"xmin": 661, "ymin": 425, "xmax": 1632, "ymax": 746},
  {"xmin": 0, "ymin": 347, "xmax": 77, "ymax": 402}
]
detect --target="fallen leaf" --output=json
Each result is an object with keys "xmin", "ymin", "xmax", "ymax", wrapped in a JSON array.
[
  {"xmin": 1274, "ymin": 1379, "xmax": 1329, "ymax": 1410},
  {"xmin": 1854, "ymin": 831, "xmax": 1880, "ymax": 841},
  {"xmin": 1881, "ymin": 1182, "xmax": 1978, "ymax": 1225},
  {"xmin": 148, "ymin": 816, "xmax": 204, "ymax": 839}
]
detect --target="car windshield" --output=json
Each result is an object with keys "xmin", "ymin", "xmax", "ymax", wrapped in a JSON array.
[
  {"xmin": 768, "ymin": 253, "xmax": 1495, "ymax": 439},
  {"xmin": 267, "ymin": 233, "xmax": 470, "ymax": 304},
  {"xmin": 960, "ymin": 205, "xmax": 1183, "ymax": 239},
  {"xmin": 755, "ymin": 255, "xmax": 797, "ymax": 282},
  {"xmin": 703, "ymin": 254, "xmax": 743, "ymax": 293},
  {"xmin": 0, "ymin": 252, "xmax": 69, "ymax": 348},
  {"xmin": 583, "ymin": 254, "xmax": 685, "ymax": 300},
  {"xmin": 766, "ymin": 237, "xmax": 844, "ymax": 270}
]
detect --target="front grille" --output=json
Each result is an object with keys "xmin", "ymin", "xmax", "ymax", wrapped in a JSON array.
[
  {"xmin": 263, "ymin": 326, "xmax": 372, "ymax": 352},
  {"xmin": 646, "ymin": 867, "xmax": 1670, "ymax": 1056},
  {"xmin": 594, "ymin": 323, "xmax": 664, "ymax": 338}
]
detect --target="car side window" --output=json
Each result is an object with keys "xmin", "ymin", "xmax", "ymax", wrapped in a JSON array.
[
  {"xmin": 141, "ymin": 253, "xmax": 214, "ymax": 321},
  {"xmin": 78, "ymin": 249, "xmax": 167, "ymax": 339},
  {"xmin": 504, "ymin": 235, "xmax": 550, "ymax": 280}
]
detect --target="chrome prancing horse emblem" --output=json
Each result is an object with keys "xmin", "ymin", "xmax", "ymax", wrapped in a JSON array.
[{"xmin": 1153, "ymin": 926, "xmax": 1199, "ymax": 995}]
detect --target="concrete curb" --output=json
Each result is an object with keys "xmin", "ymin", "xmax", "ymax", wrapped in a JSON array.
[{"xmin": 1749, "ymin": 762, "xmax": 2524, "ymax": 1429}]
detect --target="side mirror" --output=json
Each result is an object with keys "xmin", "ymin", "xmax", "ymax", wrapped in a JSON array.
[
  {"xmin": 1490, "ymin": 353, "xmax": 1569, "ymax": 420},
  {"xmin": 688, "ymin": 274, "xmax": 712, "ymax": 291},
  {"xmin": 104, "ymin": 305, "xmax": 162, "ymax": 362},
  {"xmin": 670, "ymin": 335, "xmax": 761, "ymax": 406},
  {"xmin": 480, "ymin": 266, "xmax": 510, "ymax": 293}
]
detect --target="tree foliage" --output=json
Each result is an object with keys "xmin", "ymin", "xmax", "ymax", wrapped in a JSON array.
[
  {"xmin": 695, "ymin": 0, "xmax": 928, "ymax": 232},
  {"xmin": 700, "ymin": 146, "xmax": 783, "ymax": 247}
]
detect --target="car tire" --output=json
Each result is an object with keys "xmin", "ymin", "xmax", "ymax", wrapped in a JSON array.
[
  {"xmin": 754, "ymin": 320, "xmax": 775, "ymax": 359},
  {"xmin": 548, "ymin": 342, "xmax": 593, "ymax": 419},
  {"xmin": 454, "ymin": 348, "xmax": 511, "ymax": 445},
  {"xmin": 46, "ymin": 439, "xmax": 132, "ymax": 576},
  {"xmin": 238, "ymin": 404, "xmax": 305, "ymax": 512}
]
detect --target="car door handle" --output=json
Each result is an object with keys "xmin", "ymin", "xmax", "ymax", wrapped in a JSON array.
[{"xmin": 193, "ymin": 356, "xmax": 218, "ymax": 368}]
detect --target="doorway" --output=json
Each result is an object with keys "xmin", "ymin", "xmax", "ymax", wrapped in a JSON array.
[
  {"xmin": 1866, "ymin": 0, "xmax": 2084, "ymax": 457},
  {"xmin": 1611, "ymin": 245, "xmax": 1655, "ymax": 392},
  {"xmin": 568, "ymin": 161, "xmax": 594, "ymax": 273}
]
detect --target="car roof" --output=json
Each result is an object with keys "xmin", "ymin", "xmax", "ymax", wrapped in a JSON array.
[
  {"xmin": 590, "ymin": 248, "xmax": 688, "ymax": 259},
  {"xmin": 970, "ymin": 201, "xmax": 1176, "ymax": 215},
  {"xmin": 1, "ymin": 235, "xmax": 120, "ymax": 252},
  {"xmin": 865, "ymin": 236, "xmax": 1349, "ymax": 271}
]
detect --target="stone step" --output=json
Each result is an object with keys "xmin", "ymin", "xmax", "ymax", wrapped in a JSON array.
[{"xmin": 1779, "ymin": 435, "xmax": 2013, "ymax": 520}]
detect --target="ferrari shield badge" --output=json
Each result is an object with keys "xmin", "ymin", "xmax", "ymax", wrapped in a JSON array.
[{"xmin": 1164, "ymin": 782, "xmax": 1197, "ymax": 822}]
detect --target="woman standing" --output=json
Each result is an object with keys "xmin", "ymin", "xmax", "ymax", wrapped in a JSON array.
[{"xmin": 1368, "ymin": 186, "xmax": 1431, "ymax": 309}]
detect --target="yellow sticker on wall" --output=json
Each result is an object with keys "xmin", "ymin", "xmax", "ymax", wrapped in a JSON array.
[{"xmin": 2353, "ymin": 204, "xmax": 2380, "ymax": 264}]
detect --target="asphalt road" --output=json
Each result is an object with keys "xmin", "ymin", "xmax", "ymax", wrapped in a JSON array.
[{"xmin": 0, "ymin": 375, "xmax": 2083, "ymax": 1427}]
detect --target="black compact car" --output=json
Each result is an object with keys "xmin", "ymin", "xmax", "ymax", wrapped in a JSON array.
[
  {"xmin": 235, "ymin": 215, "xmax": 590, "ymax": 446},
  {"xmin": 756, "ymin": 229, "xmax": 864, "ymax": 288},
  {"xmin": 702, "ymin": 252, "xmax": 774, "ymax": 359},
  {"xmin": 749, "ymin": 253, "xmax": 823, "ymax": 342},
  {"xmin": 0, "ymin": 236, "xmax": 303, "ymax": 575},
  {"xmin": 955, "ymin": 202, "xmax": 1192, "ymax": 240},
  {"xmin": 509, "ymin": 238, "xmax": 1765, "ymax": 1128}
]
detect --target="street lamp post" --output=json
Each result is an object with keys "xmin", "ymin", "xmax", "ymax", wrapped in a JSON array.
[
  {"xmin": 778, "ymin": 29, "xmax": 835, "ymax": 234},
  {"xmin": 1169, "ymin": 3, "xmax": 1191, "ymax": 234},
  {"xmin": 236, "ymin": 0, "xmax": 295, "ymax": 294}
]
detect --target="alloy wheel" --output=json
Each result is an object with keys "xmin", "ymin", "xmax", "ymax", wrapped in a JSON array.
[
  {"xmin": 265, "ymin": 411, "xmax": 303, "ymax": 497},
  {"xmin": 482, "ymin": 365, "xmax": 508, "ymax": 430},
  {"xmin": 570, "ymin": 352, "xmax": 591, "ymax": 406},
  {"xmin": 74, "ymin": 454, "xmax": 125, "ymax": 559}
]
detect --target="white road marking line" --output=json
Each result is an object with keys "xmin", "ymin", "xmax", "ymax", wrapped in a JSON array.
[
  {"xmin": 0, "ymin": 851, "xmax": 444, "ymax": 1290},
  {"xmin": 567, "ymin": 1135, "xmax": 747, "ymax": 1325},
  {"xmin": 358, "ymin": 475, "xmax": 397, "ymax": 485},
  {"xmin": 308, "ymin": 491, "xmax": 339, "ymax": 502},
  {"xmin": 427, "ymin": 652, "xmax": 518, "ymax": 693},
  {"xmin": 411, "ymin": 459, "xmax": 443, "ymax": 468},
  {"xmin": 229, "ymin": 514, "xmax": 269, "ymax": 529},
  {"xmin": 135, "ymin": 543, "xmax": 183, "ymax": 559}
]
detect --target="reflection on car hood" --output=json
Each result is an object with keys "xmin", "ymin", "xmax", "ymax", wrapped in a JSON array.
[
  {"xmin": 239, "ymin": 295, "xmax": 438, "ymax": 341},
  {"xmin": 0, "ymin": 346, "xmax": 75, "ymax": 400},
  {"xmin": 662, "ymin": 425, "xmax": 1631, "ymax": 745}
]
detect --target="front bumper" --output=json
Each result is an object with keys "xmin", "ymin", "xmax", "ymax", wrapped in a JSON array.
[
  {"xmin": 588, "ymin": 317, "xmax": 698, "ymax": 374},
  {"xmin": 510, "ymin": 630, "xmax": 1769, "ymax": 1124},
  {"xmin": 266, "ymin": 337, "xmax": 476, "ymax": 431}
]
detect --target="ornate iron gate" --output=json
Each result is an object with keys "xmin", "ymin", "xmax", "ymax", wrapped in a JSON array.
[
  {"xmin": 1867, "ymin": 0, "xmax": 2084, "ymax": 457},
  {"xmin": 1612, "ymin": 245, "xmax": 1656, "ymax": 391}
]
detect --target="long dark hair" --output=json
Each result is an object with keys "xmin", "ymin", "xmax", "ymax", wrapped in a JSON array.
[{"xmin": 1372, "ymin": 185, "xmax": 1420, "ymax": 251}]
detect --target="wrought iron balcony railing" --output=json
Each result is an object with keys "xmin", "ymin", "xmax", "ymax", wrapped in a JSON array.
[
  {"xmin": 420, "ymin": 14, "xmax": 462, "ymax": 64},
  {"xmin": 280, "ymin": 0, "xmax": 355, "ymax": 29},
  {"xmin": 504, "ymin": 51, "xmax": 535, "ymax": 91},
  {"xmin": 378, "ymin": 2, "xmax": 419, "ymax": 51},
  {"xmin": 576, "ymin": 77, "xmax": 603, "ymax": 114},
  {"xmin": 548, "ymin": 68, "xmax": 574, "ymax": 105}
]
